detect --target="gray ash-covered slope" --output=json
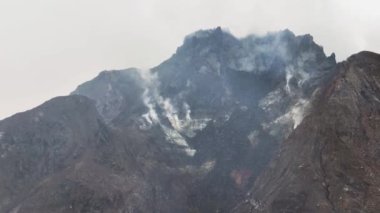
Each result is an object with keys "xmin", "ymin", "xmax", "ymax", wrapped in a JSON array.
[
  {"xmin": 0, "ymin": 96, "xmax": 106, "ymax": 212},
  {"xmin": 234, "ymin": 52, "xmax": 380, "ymax": 213},
  {"xmin": 0, "ymin": 95, "xmax": 199, "ymax": 213},
  {"xmin": 71, "ymin": 68, "xmax": 146, "ymax": 124},
  {"xmin": 0, "ymin": 27, "xmax": 337, "ymax": 212}
]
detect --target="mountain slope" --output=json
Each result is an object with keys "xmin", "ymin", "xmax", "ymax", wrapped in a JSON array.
[
  {"xmin": 0, "ymin": 27, "xmax": 340, "ymax": 212},
  {"xmin": 71, "ymin": 68, "xmax": 146, "ymax": 124},
  {"xmin": 0, "ymin": 96, "xmax": 201, "ymax": 212},
  {"xmin": 234, "ymin": 51, "xmax": 380, "ymax": 213},
  {"xmin": 0, "ymin": 95, "xmax": 104, "ymax": 212},
  {"xmin": 71, "ymin": 27, "xmax": 336, "ymax": 211}
]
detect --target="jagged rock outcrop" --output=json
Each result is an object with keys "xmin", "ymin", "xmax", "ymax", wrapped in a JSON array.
[
  {"xmin": 233, "ymin": 51, "xmax": 380, "ymax": 213},
  {"xmin": 146, "ymin": 27, "xmax": 336, "ymax": 211}
]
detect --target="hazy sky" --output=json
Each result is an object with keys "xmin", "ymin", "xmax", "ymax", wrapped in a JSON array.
[{"xmin": 0, "ymin": 0, "xmax": 379, "ymax": 119}]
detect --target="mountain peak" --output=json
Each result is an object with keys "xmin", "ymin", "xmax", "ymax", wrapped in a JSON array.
[
  {"xmin": 184, "ymin": 26, "xmax": 230, "ymax": 40},
  {"xmin": 347, "ymin": 51, "xmax": 380, "ymax": 62}
]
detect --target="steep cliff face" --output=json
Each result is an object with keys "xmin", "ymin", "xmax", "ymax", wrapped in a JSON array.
[{"xmin": 234, "ymin": 51, "xmax": 380, "ymax": 213}]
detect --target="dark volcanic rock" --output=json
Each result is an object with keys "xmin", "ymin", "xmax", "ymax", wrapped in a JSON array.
[
  {"xmin": 151, "ymin": 28, "xmax": 336, "ymax": 211},
  {"xmin": 0, "ymin": 96, "xmax": 195, "ymax": 213},
  {"xmin": 0, "ymin": 28, "xmax": 340, "ymax": 212},
  {"xmin": 234, "ymin": 52, "xmax": 380, "ymax": 213},
  {"xmin": 0, "ymin": 95, "xmax": 103, "ymax": 212},
  {"xmin": 72, "ymin": 68, "xmax": 146, "ymax": 124}
]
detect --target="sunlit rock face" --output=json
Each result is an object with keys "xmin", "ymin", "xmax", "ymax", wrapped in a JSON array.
[{"xmin": 0, "ymin": 27, "xmax": 337, "ymax": 212}]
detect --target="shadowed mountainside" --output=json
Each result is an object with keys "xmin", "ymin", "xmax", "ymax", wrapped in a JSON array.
[{"xmin": 234, "ymin": 51, "xmax": 380, "ymax": 213}]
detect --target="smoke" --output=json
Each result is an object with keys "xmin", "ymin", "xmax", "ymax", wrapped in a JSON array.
[{"xmin": 137, "ymin": 68, "xmax": 211, "ymax": 156}]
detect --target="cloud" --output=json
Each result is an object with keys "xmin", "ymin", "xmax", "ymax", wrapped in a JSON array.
[{"xmin": 0, "ymin": 0, "xmax": 379, "ymax": 119}]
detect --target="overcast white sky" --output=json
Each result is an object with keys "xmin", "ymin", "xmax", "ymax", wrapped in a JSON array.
[{"xmin": 0, "ymin": 0, "xmax": 379, "ymax": 119}]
